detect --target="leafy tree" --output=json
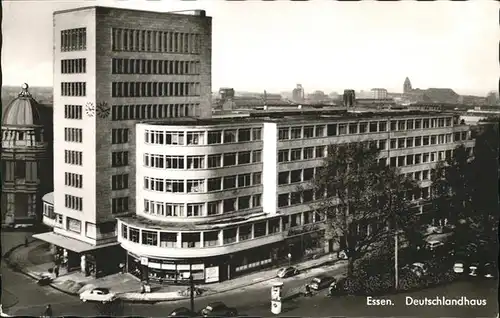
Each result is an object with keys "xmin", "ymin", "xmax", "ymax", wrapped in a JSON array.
[
  {"xmin": 308, "ymin": 141, "xmax": 420, "ymax": 276},
  {"xmin": 444, "ymin": 144, "xmax": 475, "ymax": 221},
  {"xmin": 430, "ymin": 161, "xmax": 452, "ymax": 224},
  {"xmin": 469, "ymin": 123, "xmax": 499, "ymax": 254}
]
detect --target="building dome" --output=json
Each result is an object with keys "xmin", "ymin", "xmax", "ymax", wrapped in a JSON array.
[{"xmin": 2, "ymin": 83, "xmax": 42, "ymax": 126}]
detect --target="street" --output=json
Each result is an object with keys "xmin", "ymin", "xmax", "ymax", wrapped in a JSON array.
[{"xmin": 2, "ymin": 231, "xmax": 498, "ymax": 317}]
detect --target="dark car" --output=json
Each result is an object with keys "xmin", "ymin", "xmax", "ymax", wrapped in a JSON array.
[
  {"xmin": 309, "ymin": 275, "xmax": 336, "ymax": 290},
  {"xmin": 169, "ymin": 307, "xmax": 198, "ymax": 317},
  {"xmin": 37, "ymin": 274, "xmax": 53, "ymax": 286},
  {"xmin": 200, "ymin": 302, "xmax": 238, "ymax": 317},
  {"xmin": 277, "ymin": 266, "xmax": 299, "ymax": 278}
]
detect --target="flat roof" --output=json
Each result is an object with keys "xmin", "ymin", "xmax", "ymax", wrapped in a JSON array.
[
  {"xmin": 33, "ymin": 232, "xmax": 119, "ymax": 253},
  {"xmin": 140, "ymin": 109, "xmax": 456, "ymax": 127},
  {"xmin": 54, "ymin": 6, "xmax": 210, "ymax": 18},
  {"xmin": 118, "ymin": 211, "xmax": 269, "ymax": 231}
]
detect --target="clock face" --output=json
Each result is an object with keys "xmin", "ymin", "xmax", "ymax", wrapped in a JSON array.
[
  {"xmin": 96, "ymin": 101, "xmax": 110, "ymax": 119},
  {"xmin": 85, "ymin": 102, "xmax": 95, "ymax": 117}
]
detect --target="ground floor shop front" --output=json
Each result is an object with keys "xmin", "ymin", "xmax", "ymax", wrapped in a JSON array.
[
  {"xmin": 126, "ymin": 230, "xmax": 326, "ymax": 285},
  {"xmin": 33, "ymin": 231, "xmax": 123, "ymax": 278}
]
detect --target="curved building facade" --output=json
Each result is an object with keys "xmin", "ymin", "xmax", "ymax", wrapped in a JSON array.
[
  {"xmin": 118, "ymin": 120, "xmax": 287, "ymax": 283},
  {"xmin": 1, "ymin": 84, "xmax": 53, "ymax": 226},
  {"xmin": 118, "ymin": 111, "xmax": 475, "ymax": 284}
]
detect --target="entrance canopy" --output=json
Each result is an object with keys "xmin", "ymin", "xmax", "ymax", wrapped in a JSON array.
[{"xmin": 33, "ymin": 232, "xmax": 119, "ymax": 253}]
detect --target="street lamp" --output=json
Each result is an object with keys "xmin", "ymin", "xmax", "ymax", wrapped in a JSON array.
[
  {"xmin": 182, "ymin": 271, "xmax": 195, "ymax": 312},
  {"xmin": 287, "ymin": 253, "xmax": 292, "ymax": 267}
]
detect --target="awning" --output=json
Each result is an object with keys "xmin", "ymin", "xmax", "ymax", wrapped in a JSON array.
[{"xmin": 32, "ymin": 232, "xmax": 119, "ymax": 253}]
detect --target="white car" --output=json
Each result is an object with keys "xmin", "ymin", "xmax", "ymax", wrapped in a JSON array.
[
  {"xmin": 453, "ymin": 262, "xmax": 464, "ymax": 274},
  {"xmin": 80, "ymin": 288, "xmax": 116, "ymax": 303},
  {"xmin": 409, "ymin": 262, "xmax": 429, "ymax": 277},
  {"xmin": 426, "ymin": 240, "xmax": 444, "ymax": 251}
]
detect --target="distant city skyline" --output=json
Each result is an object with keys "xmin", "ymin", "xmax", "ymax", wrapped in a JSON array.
[{"xmin": 2, "ymin": 0, "xmax": 498, "ymax": 96}]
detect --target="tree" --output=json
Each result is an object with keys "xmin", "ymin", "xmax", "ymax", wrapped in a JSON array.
[
  {"xmin": 430, "ymin": 161, "xmax": 452, "ymax": 224},
  {"xmin": 445, "ymin": 144, "xmax": 475, "ymax": 221},
  {"xmin": 469, "ymin": 123, "xmax": 499, "ymax": 254},
  {"xmin": 308, "ymin": 141, "xmax": 420, "ymax": 277}
]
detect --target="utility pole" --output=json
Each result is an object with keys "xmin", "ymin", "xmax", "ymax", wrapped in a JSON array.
[
  {"xmin": 189, "ymin": 273, "xmax": 195, "ymax": 312},
  {"xmin": 394, "ymin": 226, "xmax": 399, "ymax": 290}
]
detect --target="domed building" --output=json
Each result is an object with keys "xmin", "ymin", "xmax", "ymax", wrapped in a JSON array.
[{"xmin": 1, "ymin": 84, "xmax": 53, "ymax": 226}]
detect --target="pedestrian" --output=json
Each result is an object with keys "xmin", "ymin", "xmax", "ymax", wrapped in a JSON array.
[
  {"xmin": 54, "ymin": 265, "xmax": 60, "ymax": 278},
  {"xmin": 304, "ymin": 283, "xmax": 311, "ymax": 297},
  {"xmin": 43, "ymin": 304, "xmax": 52, "ymax": 317},
  {"xmin": 24, "ymin": 236, "xmax": 28, "ymax": 247}
]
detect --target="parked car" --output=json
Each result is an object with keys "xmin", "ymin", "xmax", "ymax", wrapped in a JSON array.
[
  {"xmin": 426, "ymin": 240, "xmax": 445, "ymax": 251},
  {"xmin": 309, "ymin": 275, "xmax": 336, "ymax": 290},
  {"xmin": 37, "ymin": 274, "xmax": 53, "ymax": 286},
  {"xmin": 200, "ymin": 302, "xmax": 238, "ymax": 317},
  {"xmin": 277, "ymin": 266, "xmax": 299, "ymax": 278},
  {"xmin": 80, "ymin": 288, "xmax": 116, "ymax": 303},
  {"xmin": 169, "ymin": 307, "xmax": 198, "ymax": 317},
  {"xmin": 408, "ymin": 262, "xmax": 429, "ymax": 277}
]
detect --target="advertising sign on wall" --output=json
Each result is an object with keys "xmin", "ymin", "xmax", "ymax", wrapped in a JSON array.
[{"xmin": 205, "ymin": 266, "xmax": 220, "ymax": 283}]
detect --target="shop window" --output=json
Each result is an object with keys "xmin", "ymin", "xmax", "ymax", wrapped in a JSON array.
[
  {"xmin": 129, "ymin": 228, "xmax": 139, "ymax": 243},
  {"xmin": 268, "ymin": 218, "xmax": 280, "ymax": 234},
  {"xmin": 204, "ymin": 231, "xmax": 219, "ymax": 247},
  {"xmin": 182, "ymin": 233, "xmax": 200, "ymax": 248},
  {"xmin": 239, "ymin": 225, "xmax": 252, "ymax": 241},
  {"xmin": 223, "ymin": 228, "xmax": 237, "ymax": 244},
  {"xmin": 142, "ymin": 230, "xmax": 158, "ymax": 246},
  {"xmin": 254, "ymin": 222, "xmax": 266, "ymax": 237},
  {"xmin": 159, "ymin": 232, "xmax": 177, "ymax": 248}
]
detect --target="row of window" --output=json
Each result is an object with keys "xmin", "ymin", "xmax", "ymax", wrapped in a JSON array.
[
  {"xmin": 277, "ymin": 186, "xmax": 432, "ymax": 209},
  {"xmin": 112, "ymin": 151, "xmax": 129, "ymax": 167},
  {"xmin": 143, "ymin": 150, "xmax": 262, "ymax": 170},
  {"xmin": 143, "ymin": 193, "xmax": 262, "ymax": 218},
  {"xmin": 64, "ymin": 150, "xmax": 83, "ymax": 166},
  {"xmin": 112, "ymin": 197, "xmax": 129, "ymax": 214},
  {"xmin": 61, "ymin": 82, "xmax": 86, "ymax": 97},
  {"xmin": 112, "ymin": 103, "xmax": 201, "ymax": 121},
  {"xmin": 64, "ymin": 172, "xmax": 83, "ymax": 188},
  {"xmin": 65, "ymin": 194, "xmax": 83, "ymax": 211},
  {"xmin": 64, "ymin": 128, "xmax": 83, "ymax": 143},
  {"xmin": 144, "ymin": 128, "xmax": 263, "ymax": 145},
  {"xmin": 111, "ymin": 28, "xmax": 202, "ymax": 54},
  {"xmin": 144, "ymin": 171, "xmax": 262, "ymax": 193},
  {"xmin": 277, "ymin": 116, "xmax": 453, "ymax": 140},
  {"xmin": 63, "ymin": 128, "xmax": 128, "ymax": 144},
  {"xmin": 111, "ymin": 82, "xmax": 201, "ymax": 97},
  {"xmin": 112, "ymin": 174, "xmax": 129, "ymax": 190},
  {"xmin": 112, "ymin": 129, "xmax": 129, "ymax": 144},
  {"xmin": 112, "ymin": 58, "xmax": 201, "ymax": 75},
  {"xmin": 389, "ymin": 150, "xmax": 452, "ymax": 167},
  {"xmin": 389, "ymin": 134, "xmax": 455, "ymax": 150},
  {"xmin": 61, "ymin": 59, "xmax": 86, "ymax": 74},
  {"xmin": 60, "ymin": 28, "xmax": 86, "ymax": 52},
  {"xmin": 121, "ymin": 211, "xmax": 325, "ymax": 247},
  {"xmin": 64, "ymin": 105, "xmax": 83, "ymax": 119}
]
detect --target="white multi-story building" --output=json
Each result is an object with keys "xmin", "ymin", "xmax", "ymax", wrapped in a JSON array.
[
  {"xmin": 37, "ymin": 6, "xmax": 212, "ymax": 277},
  {"xmin": 115, "ymin": 109, "xmax": 474, "ymax": 284}
]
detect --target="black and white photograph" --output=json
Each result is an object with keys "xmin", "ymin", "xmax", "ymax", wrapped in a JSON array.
[{"xmin": 1, "ymin": 0, "xmax": 499, "ymax": 317}]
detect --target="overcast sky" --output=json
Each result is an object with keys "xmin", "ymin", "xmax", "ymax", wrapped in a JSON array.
[{"xmin": 2, "ymin": 0, "xmax": 498, "ymax": 95}]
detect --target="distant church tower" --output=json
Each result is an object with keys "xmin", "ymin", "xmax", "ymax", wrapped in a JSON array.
[{"xmin": 403, "ymin": 77, "xmax": 412, "ymax": 94}]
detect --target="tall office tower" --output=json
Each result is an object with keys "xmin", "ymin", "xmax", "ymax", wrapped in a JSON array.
[
  {"xmin": 36, "ymin": 6, "xmax": 212, "ymax": 277},
  {"xmin": 343, "ymin": 89, "xmax": 356, "ymax": 108}
]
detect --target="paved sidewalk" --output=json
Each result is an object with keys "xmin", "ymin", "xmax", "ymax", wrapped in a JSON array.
[{"xmin": 7, "ymin": 239, "xmax": 342, "ymax": 302}]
